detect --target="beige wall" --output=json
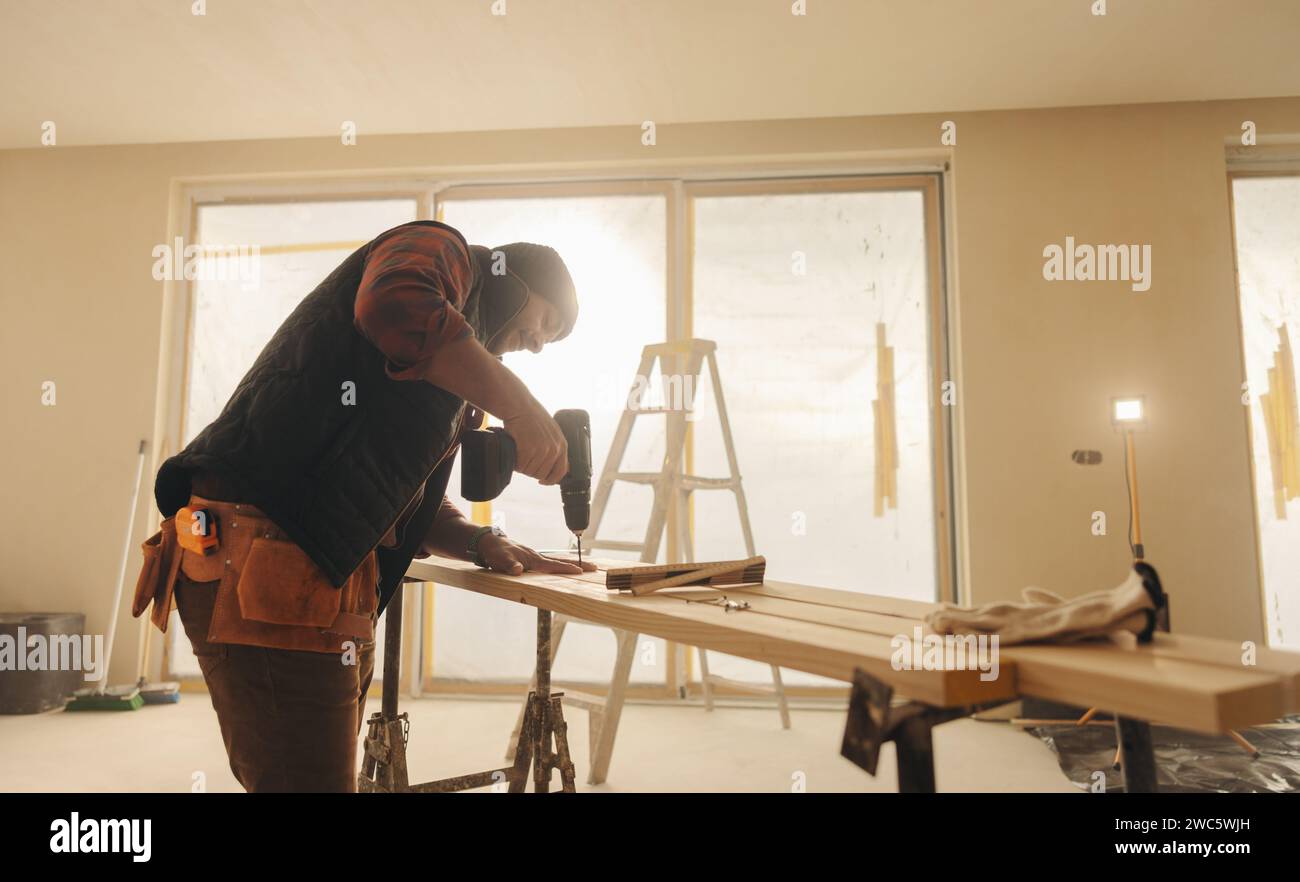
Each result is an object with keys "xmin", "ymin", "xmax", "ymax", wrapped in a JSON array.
[{"xmin": 3, "ymin": 98, "xmax": 1297, "ymax": 685}]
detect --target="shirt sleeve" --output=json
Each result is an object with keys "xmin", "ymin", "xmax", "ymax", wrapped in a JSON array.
[
  {"xmin": 416, "ymin": 496, "xmax": 471, "ymax": 559},
  {"xmin": 354, "ymin": 223, "xmax": 475, "ymax": 381}
]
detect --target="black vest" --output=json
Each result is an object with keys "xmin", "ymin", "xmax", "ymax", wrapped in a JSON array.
[{"xmin": 155, "ymin": 222, "xmax": 484, "ymax": 610}]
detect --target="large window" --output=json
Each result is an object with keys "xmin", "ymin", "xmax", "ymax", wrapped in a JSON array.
[
  {"xmin": 1231, "ymin": 174, "xmax": 1300, "ymax": 650},
  {"xmin": 435, "ymin": 187, "xmax": 671, "ymax": 685}
]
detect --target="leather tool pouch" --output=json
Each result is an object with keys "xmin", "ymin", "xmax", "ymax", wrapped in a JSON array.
[
  {"xmin": 156, "ymin": 498, "xmax": 379, "ymax": 653},
  {"xmin": 132, "ymin": 517, "xmax": 182, "ymax": 632},
  {"xmin": 236, "ymin": 538, "xmax": 342, "ymax": 630}
]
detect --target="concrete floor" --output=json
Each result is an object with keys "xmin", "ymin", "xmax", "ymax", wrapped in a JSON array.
[{"xmin": 0, "ymin": 694, "xmax": 1080, "ymax": 792}]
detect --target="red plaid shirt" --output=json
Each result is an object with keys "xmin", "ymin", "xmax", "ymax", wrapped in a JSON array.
[
  {"xmin": 354, "ymin": 222, "xmax": 476, "ymax": 381},
  {"xmin": 353, "ymin": 222, "xmax": 478, "ymax": 548}
]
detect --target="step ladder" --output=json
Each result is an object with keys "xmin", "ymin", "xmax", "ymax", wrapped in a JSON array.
[{"xmin": 505, "ymin": 339, "xmax": 790, "ymax": 785}]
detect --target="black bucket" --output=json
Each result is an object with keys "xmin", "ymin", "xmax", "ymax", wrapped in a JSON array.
[{"xmin": 0, "ymin": 612, "xmax": 89, "ymax": 714}]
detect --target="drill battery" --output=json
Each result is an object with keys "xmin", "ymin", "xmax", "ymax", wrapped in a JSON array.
[{"xmin": 460, "ymin": 426, "xmax": 517, "ymax": 502}]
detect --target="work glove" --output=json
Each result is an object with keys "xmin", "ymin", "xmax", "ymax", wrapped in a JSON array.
[{"xmin": 925, "ymin": 564, "xmax": 1166, "ymax": 646}]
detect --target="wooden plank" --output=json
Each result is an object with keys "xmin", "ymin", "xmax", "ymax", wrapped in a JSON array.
[
  {"xmin": 710, "ymin": 578, "xmax": 939, "ymax": 621},
  {"xmin": 1140, "ymin": 632, "xmax": 1300, "ymax": 713},
  {"xmin": 1000, "ymin": 643, "xmax": 1285, "ymax": 733},
  {"xmin": 515, "ymin": 562, "xmax": 933, "ymax": 635},
  {"xmin": 407, "ymin": 559, "xmax": 1013, "ymax": 707},
  {"xmin": 672, "ymin": 587, "xmax": 1297, "ymax": 731},
  {"xmin": 625, "ymin": 585, "xmax": 1300, "ymax": 725},
  {"xmin": 666, "ymin": 587, "xmax": 934, "ymax": 639},
  {"xmin": 576, "ymin": 559, "xmax": 939, "ymax": 619}
]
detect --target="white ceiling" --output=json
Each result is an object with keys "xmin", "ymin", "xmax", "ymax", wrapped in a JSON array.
[{"xmin": 2, "ymin": 0, "xmax": 1298, "ymax": 150}]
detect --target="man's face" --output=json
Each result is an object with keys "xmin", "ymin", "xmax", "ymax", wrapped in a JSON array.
[{"xmin": 488, "ymin": 291, "xmax": 565, "ymax": 356}]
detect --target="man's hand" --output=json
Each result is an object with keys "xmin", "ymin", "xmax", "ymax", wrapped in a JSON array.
[
  {"xmin": 477, "ymin": 533, "xmax": 597, "ymax": 576},
  {"xmin": 502, "ymin": 400, "xmax": 569, "ymax": 486}
]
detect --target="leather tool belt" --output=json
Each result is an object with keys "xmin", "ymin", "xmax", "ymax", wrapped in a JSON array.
[{"xmin": 132, "ymin": 496, "xmax": 379, "ymax": 654}]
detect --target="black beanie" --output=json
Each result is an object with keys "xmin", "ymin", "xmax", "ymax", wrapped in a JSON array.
[
  {"xmin": 471, "ymin": 245, "xmax": 525, "ymax": 348},
  {"xmin": 492, "ymin": 242, "xmax": 579, "ymax": 341}
]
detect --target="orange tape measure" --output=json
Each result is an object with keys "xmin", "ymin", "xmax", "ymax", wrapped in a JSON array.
[{"xmin": 176, "ymin": 506, "xmax": 220, "ymax": 556}]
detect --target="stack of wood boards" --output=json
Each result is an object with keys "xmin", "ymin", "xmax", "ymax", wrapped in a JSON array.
[{"xmin": 406, "ymin": 557, "xmax": 1300, "ymax": 733}]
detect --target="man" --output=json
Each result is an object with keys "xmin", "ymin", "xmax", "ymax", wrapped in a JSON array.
[{"xmin": 132, "ymin": 220, "xmax": 595, "ymax": 792}]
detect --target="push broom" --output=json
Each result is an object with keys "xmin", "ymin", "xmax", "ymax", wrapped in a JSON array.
[
  {"xmin": 135, "ymin": 600, "xmax": 180, "ymax": 704},
  {"xmin": 128, "ymin": 442, "xmax": 179, "ymax": 703},
  {"xmin": 66, "ymin": 440, "xmax": 149, "ymax": 711}
]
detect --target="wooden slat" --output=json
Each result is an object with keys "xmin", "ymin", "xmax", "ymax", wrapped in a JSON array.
[
  {"xmin": 742, "ymin": 579, "xmax": 939, "ymax": 620},
  {"xmin": 666, "ymin": 588, "xmax": 934, "ymax": 639}
]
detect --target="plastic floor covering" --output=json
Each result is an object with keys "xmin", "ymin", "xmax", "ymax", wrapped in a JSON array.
[{"xmin": 1029, "ymin": 714, "xmax": 1300, "ymax": 793}]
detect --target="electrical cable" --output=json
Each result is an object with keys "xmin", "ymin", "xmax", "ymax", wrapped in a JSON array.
[{"xmin": 1122, "ymin": 433, "xmax": 1136, "ymax": 558}]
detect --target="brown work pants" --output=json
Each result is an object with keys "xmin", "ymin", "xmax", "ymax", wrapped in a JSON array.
[{"xmin": 174, "ymin": 572, "xmax": 375, "ymax": 792}]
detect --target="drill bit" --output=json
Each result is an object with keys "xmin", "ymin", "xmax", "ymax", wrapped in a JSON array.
[{"xmin": 576, "ymin": 534, "xmax": 583, "ymax": 566}]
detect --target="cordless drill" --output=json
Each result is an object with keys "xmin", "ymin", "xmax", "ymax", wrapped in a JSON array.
[{"xmin": 461, "ymin": 408, "xmax": 592, "ymax": 562}]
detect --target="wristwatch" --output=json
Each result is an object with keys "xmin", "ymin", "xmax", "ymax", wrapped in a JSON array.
[{"xmin": 467, "ymin": 525, "xmax": 506, "ymax": 568}]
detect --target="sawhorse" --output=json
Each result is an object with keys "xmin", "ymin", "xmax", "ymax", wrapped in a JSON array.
[
  {"xmin": 358, "ymin": 588, "xmax": 577, "ymax": 793},
  {"xmin": 839, "ymin": 667, "xmax": 1159, "ymax": 792}
]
